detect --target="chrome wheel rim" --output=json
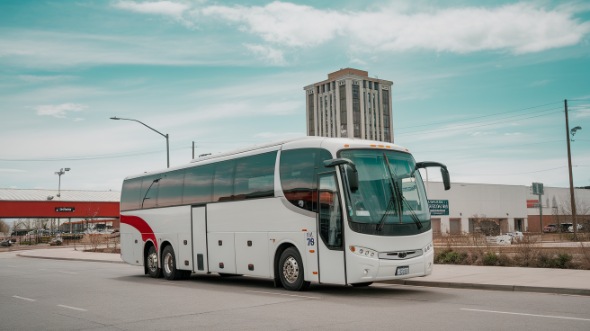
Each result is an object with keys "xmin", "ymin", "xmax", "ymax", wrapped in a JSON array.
[
  {"xmin": 147, "ymin": 251, "xmax": 158, "ymax": 272},
  {"xmin": 164, "ymin": 252, "xmax": 173, "ymax": 274},
  {"xmin": 282, "ymin": 256, "xmax": 299, "ymax": 284}
]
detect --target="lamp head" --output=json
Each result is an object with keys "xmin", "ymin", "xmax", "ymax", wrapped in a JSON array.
[
  {"xmin": 110, "ymin": 116, "xmax": 120, "ymax": 120},
  {"xmin": 571, "ymin": 126, "xmax": 582, "ymax": 136}
]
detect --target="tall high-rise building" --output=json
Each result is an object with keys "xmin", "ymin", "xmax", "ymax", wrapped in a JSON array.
[{"xmin": 304, "ymin": 68, "xmax": 394, "ymax": 142}]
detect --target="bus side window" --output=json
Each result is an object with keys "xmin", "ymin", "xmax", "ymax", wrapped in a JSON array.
[
  {"xmin": 121, "ymin": 178, "xmax": 142, "ymax": 211},
  {"xmin": 280, "ymin": 149, "xmax": 316, "ymax": 211},
  {"xmin": 183, "ymin": 164, "xmax": 214, "ymax": 205},
  {"xmin": 141, "ymin": 175, "xmax": 160, "ymax": 209},
  {"xmin": 318, "ymin": 173, "xmax": 342, "ymax": 249},
  {"xmin": 280, "ymin": 148, "xmax": 332, "ymax": 212},
  {"xmin": 157, "ymin": 170, "xmax": 185, "ymax": 207},
  {"xmin": 213, "ymin": 160, "xmax": 235, "ymax": 202},
  {"xmin": 234, "ymin": 151, "xmax": 276, "ymax": 200}
]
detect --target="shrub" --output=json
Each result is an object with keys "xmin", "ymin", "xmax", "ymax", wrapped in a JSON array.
[
  {"xmin": 496, "ymin": 254, "xmax": 512, "ymax": 266},
  {"xmin": 536, "ymin": 253, "xmax": 574, "ymax": 269},
  {"xmin": 482, "ymin": 252, "xmax": 498, "ymax": 266},
  {"xmin": 435, "ymin": 249, "xmax": 468, "ymax": 264}
]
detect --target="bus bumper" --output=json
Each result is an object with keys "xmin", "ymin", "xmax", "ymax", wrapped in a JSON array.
[{"xmin": 347, "ymin": 245, "xmax": 434, "ymax": 284}]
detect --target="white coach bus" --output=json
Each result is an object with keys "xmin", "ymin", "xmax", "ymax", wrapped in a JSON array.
[{"xmin": 119, "ymin": 137, "xmax": 450, "ymax": 291}]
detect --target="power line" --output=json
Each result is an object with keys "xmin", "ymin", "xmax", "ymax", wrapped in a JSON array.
[
  {"xmin": 397, "ymin": 106, "xmax": 562, "ymax": 137},
  {"xmin": 397, "ymin": 101, "xmax": 562, "ymax": 131}
]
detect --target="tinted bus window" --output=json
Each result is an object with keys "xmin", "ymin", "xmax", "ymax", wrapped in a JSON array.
[
  {"xmin": 141, "ymin": 175, "xmax": 161, "ymax": 209},
  {"xmin": 213, "ymin": 160, "xmax": 235, "ymax": 202},
  {"xmin": 183, "ymin": 164, "xmax": 214, "ymax": 205},
  {"xmin": 234, "ymin": 151, "xmax": 277, "ymax": 200},
  {"xmin": 280, "ymin": 148, "xmax": 332, "ymax": 212},
  {"xmin": 121, "ymin": 178, "xmax": 142, "ymax": 211},
  {"xmin": 157, "ymin": 170, "xmax": 185, "ymax": 207}
]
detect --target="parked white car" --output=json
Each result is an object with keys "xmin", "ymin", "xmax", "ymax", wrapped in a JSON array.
[
  {"xmin": 493, "ymin": 232, "xmax": 523, "ymax": 245},
  {"xmin": 505, "ymin": 231, "xmax": 524, "ymax": 242}
]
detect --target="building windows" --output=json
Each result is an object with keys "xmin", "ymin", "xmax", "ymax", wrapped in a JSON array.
[
  {"xmin": 352, "ymin": 84, "xmax": 361, "ymax": 138},
  {"xmin": 305, "ymin": 69, "xmax": 393, "ymax": 142},
  {"xmin": 339, "ymin": 83, "xmax": 347, "ymax": 136},
  {"xmin": 307, "ymin": 94, "xmax": 314, "ymax": 136}
]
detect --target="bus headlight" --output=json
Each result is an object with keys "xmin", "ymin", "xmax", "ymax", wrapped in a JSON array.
[
  {"xmin": 422, "ymin": 242, "xmax": 433, "ymax": 254},
  {"xmin": 349, "ymin": 245, "xmax": 378, "ymax": 259}
]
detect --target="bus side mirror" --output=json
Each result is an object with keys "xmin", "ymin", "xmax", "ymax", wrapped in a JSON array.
[
  {"xmin": 440, "ymin": 167, "xmax": 450, "ymax": 191},
  {"xmin": 345, "ymin": 165, "xmax": 359, "ymax": 192},
  {"xmin": 324, "ymin": 158, "xmax": 358, "ymax": 192},
  {"xmin": 415, "ymin": 161, "xmax": 451, "ymax": 191}
]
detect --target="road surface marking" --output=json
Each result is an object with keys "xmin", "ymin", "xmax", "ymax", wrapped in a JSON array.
[
  {"xmin": 58, "ymin": 304, "xmax": 87, "ymax": 312},
  {"xmin": 461, "ymin": 308, "xmax": 590, "ymax": 322},
  {"xmin": 13, "ymin": 296, "xmax": 36, "ymax": 302}
]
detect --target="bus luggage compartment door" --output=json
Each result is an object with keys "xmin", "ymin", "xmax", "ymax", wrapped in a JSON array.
[
  {"xmin": 207, "ymin": 232, "xmax": 237, "ymax": 274},
  {"xmin": 121, "ymin": 230, "xmax": 143, "ymax": 265},
  {"xmin": 235, "ymin": 232, "xmax": 270, "ymax": 277}
]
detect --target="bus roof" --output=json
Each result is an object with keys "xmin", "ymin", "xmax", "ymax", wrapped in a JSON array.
[{"xmin": 122, "ymin": 137, "xmax": 410, "ymax": 181}]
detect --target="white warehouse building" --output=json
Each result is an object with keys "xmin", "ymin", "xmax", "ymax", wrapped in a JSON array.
[{"xmin": 425, "ymin": 182, "xmax": 590, "ymax": 235}]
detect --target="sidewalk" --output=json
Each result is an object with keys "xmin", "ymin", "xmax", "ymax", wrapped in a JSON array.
[
  {"xmin": 387, "ymin": 264, "xmax": 590, "ymax": 296},
  {"xmin": 17, "ymin": 247, "xmax": 123, "ymax": 263},
  {"xmin": 14, "ymin": 247, "xmax": 590, "ymax": 296}
]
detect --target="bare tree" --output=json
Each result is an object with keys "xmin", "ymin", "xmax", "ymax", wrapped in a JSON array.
[{"xmin": 0, "ymin": 220, "xmax": 9, "ymax": 235}]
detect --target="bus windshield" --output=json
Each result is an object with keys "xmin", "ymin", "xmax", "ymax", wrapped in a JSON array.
[{"xmin": 339, "ymin": 149, "xmax": 431, "ymax": 236}]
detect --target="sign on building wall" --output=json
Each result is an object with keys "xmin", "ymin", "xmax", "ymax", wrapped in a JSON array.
[
  {"xmin": 55, "ymin": 207, "xmax": 75, "ymax": 212},
  {"xmin": 428, "ymin": 200, "xmax": 449, "ymax": 216}
]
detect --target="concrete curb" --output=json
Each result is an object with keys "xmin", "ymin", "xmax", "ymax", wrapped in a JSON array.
[
  {"xmin": 387, "ymin": 279, "xmax": 590, "ymax": 296},
  {"xmin": 16, "ymin": 253, "xmax": 124, "ymax": 264}
]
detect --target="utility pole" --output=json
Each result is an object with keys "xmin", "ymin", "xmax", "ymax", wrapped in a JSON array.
[
  {"xmin": 192, "ymin": 141, "xmax": 196, "ymax": 159},
  {"xmin": 564, "ymin": 99, "xmax": 578, "ymax": 239}
]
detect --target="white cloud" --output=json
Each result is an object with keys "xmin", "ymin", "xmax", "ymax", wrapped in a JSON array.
[
  {"xmin": 203, "ymin": 2, "xmax": 346, "ymax": 48},
  {"xmin": 574, "ymin": 107, "xmax": 590, "ymax": 118},
  {"xmin": 200, "ymin": 1, "xmax": 590, "ymax": 54},
  {"xmin": 0, "ymin": 168, "xmax": 26, "ymax": 173},
  {"xmin": 244, "ymin": 43, "xmax": 286, "ymax": 65},
  {"xmin": 18, "ymin": 75, "xmax": 76, "ymax": 83},
  {"xmin": 35, "ymin": 103, "xmax": 88, "ymax": 118},
  {"xmin": 113, "ymin": 0, "xmax": 193, "ymax": 26},
  {"xmin": 254, "ymin": 131, "xmax": 304, "ymax": 140}
]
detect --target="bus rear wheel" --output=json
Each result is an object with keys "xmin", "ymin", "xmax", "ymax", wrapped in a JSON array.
[
  {"xmin": 161, "ymin": 246, "xmax": 190, "ymax": 280},
  {"xmin": 146, "ymin": 245, "xmax": 161, "ymax": 278},
  {"xmin": 278, "ymin": 247, "xmax": 310, "ymax": 291}
]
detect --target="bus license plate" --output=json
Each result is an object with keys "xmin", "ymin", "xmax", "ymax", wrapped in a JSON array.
[{"xmin": 396, "ymin": 266, "xmax": 409, "ymax": 276}]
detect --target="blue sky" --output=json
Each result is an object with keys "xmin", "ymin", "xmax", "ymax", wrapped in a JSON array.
[{"xmin": 1, "ymin": 0, "xmax": 589, "ymax": 193}]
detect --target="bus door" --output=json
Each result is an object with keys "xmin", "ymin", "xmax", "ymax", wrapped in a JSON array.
[{"xmin": 316, "ymin": 173, "xmax": 346, "ymax": 285}]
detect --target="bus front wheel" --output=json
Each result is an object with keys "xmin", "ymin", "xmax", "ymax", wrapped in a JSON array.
[
  {"xmin": 146, "ymin": 245, "xmax": 161, "ymax": 278},
  {"xmin": 278, "ymin": 247, "xmax": 310, "ymax": 291}
]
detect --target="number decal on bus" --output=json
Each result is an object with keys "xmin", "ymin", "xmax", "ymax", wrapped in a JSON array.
[{"xmin": 306, "ymin": 232, "xmax": 315, "ymax": 246}]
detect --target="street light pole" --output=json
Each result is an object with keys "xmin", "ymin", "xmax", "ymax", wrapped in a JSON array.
[
  {"xmin": 55, "ymin": 167, "xmax": 70, "ymax": 197},
  {"xmin": 110, "ymin": 116, "xmax": 170, "ymax": 168},
  {"xmin": 564, "ymin": 99, "xmax": 578, "ymax": 239}
]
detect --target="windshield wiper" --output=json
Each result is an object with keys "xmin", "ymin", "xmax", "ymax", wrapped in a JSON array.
[
  {"xmin": 377, "ymin": 154, "xmax": 423, "ymax": 231},
  {"xmin": 377, "ymin": 154, "xmax": 402, "ymax": 231}
]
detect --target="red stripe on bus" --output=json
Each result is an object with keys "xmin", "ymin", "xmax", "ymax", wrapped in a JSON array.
[{"xmin": 121, "ymin": 215, "xmax": 158, "ymax": 250}]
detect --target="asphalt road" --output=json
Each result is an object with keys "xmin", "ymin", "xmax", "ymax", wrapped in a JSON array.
[{"xmin": 1, "ymin": 252, "xmax": 589, "ymax": 331}]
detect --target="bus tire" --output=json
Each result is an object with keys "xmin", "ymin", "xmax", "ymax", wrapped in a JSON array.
[
  {"xmin": 278, "ymin": 247, "xmax": 310, "ymax": 291},
  {"xmin": 162, "ymin": 245, "xmax": 182, "ymax": 280},
  {"xmin": 146, "ymin": 245, "xmax": 161, "ymax": 278},
  {"xmin": 351, "ymin": 282, "xmax": 373, "ymax": 287}
]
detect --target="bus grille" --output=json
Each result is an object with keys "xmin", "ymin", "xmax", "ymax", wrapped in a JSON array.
[{"xmin": 379, "ymin": 250, "xmax": 423, "ymax": 260}]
